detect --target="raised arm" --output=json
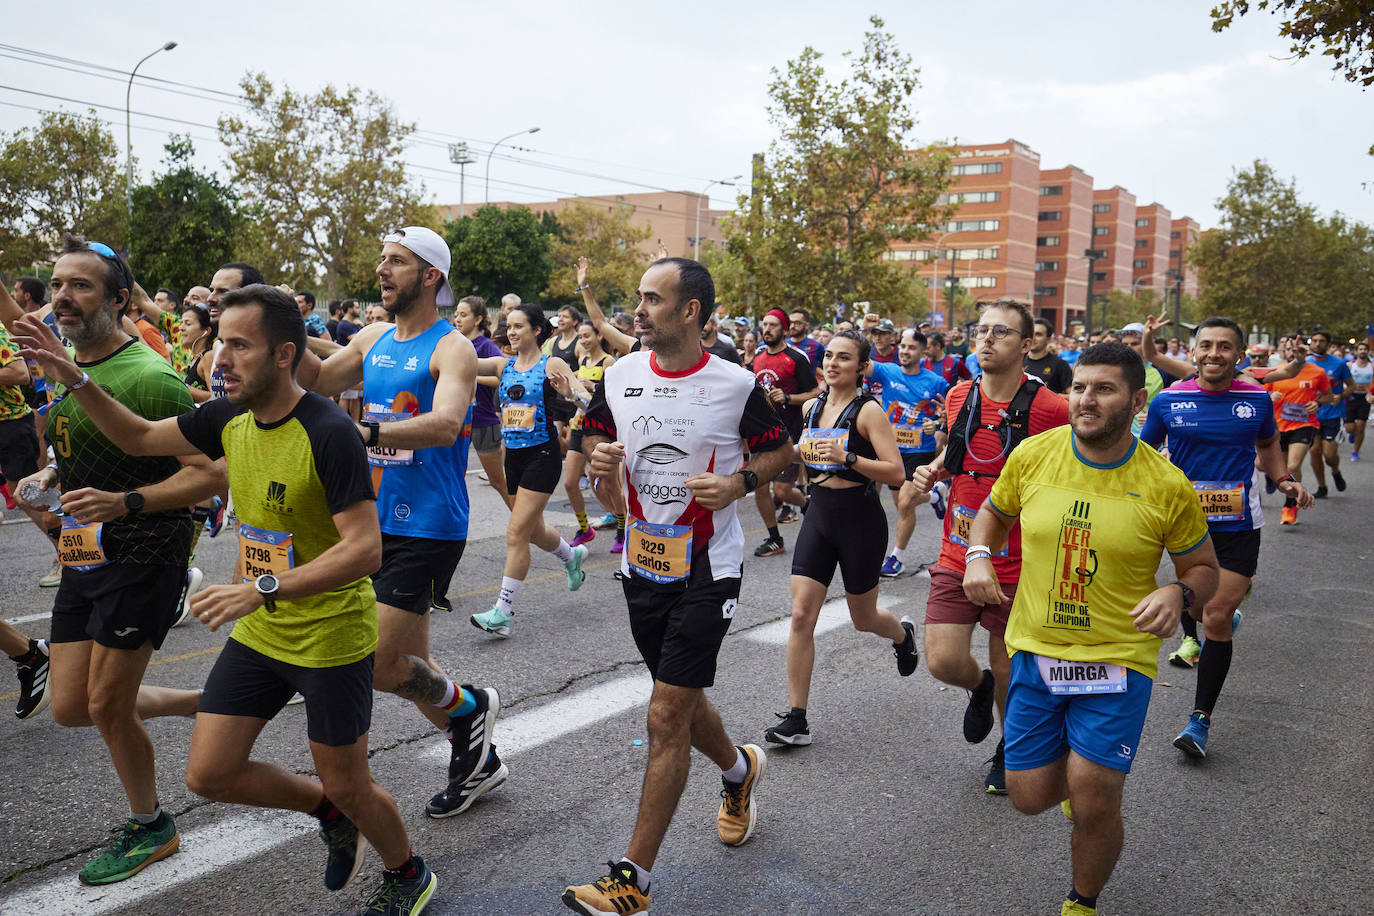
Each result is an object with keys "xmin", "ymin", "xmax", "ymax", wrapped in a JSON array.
[{"xmin": 577, "ymin": 256, "xmax": 637, "ymax": 356}]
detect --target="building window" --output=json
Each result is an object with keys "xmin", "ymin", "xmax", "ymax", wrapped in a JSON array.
[
  {"xmin": 1035, "ymin": 260, "xmax": 1060, "ymax": 272},
  {"xmin": 1092, "ymin": 271, "xmax": 1107, "ymax": 282},
  {"xmin": 1170, "ymin": 248, "xmax": 1182, "ymax": 258},
  {"xmin": 1133, "ymin": 259, "xmax": 1149, "ymax": 269},
  {"xmin": 1135, "ymin": 218, "xmax": 1150, "ymax": 227},
  {"xmin": 960, "ymin": 276, "xmax": 997, "ymax": 288},
  {"xmin": 1170, "ymin": 230, "xmax": 1181, "ymax": 239},
  {"xmin": 951, "ymin": 161, "xmax": 1003, "ymax": 176},
  {"xmin": 1167, "ymin": 269, "xmax": 1181, "ymax": 279},
  {"xmin": 1035, "ymin": 286, "xmax": 1058, "ymax": 297},
  {"xmin": 1092, "ymin": 203, "xmax": 1111, "ymax": 213},
  {"xmin": 1036, "ymin": 235, "xmax": 1061, "ymax": 247},
  {"xmin": 951, "ymin": 247, "xmax": 999, "ymax": 260},
  {"xmin": 942, "ymin": 190, "xmax": 1002, "ymax": 204},
  {"xmin": 947, "ymin": 219, "xmax": 1000, "ymax": 232},
  {"xmin": 1039, "ymin": 185, "xmax": 1063, "ymax": 196},
  {"xmin": 1038, "ymin": 211, "xmax": 1062, "ymax": 222},
  {"xmin": 1093, "ymin": 226, "xmax": 1109, "ymax": 236},
  {"xmin": 1134, "ymin": 239, "xmax": 1148, "ymax": 248}
]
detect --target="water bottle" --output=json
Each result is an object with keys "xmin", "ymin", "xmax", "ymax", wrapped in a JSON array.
[{"xmin": 19, "ymin": 480, "xmax": 62, "ymax": 513}]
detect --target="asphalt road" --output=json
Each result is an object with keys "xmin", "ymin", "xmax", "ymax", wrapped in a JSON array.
[{"xmin": 0, "ymin": 447, "xmax": 1370, "ymax": 915}]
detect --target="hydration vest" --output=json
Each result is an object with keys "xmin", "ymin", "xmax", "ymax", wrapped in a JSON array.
[{"xmin": 942, "ymin": 375, "xmax": 1041, "ymax": 479}]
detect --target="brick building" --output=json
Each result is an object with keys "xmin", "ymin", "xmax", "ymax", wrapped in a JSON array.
[
  {"xmin": 1132, "ymin": 203, "xmax": 1172, "ymax": 295},
  {"xmin": 1090, "ymin": 187, "xmax": 1137, "ymax": 300},
  {"xmin": 1034, "ymin": 165, "xmax": 1094, "ymax": 333},
  {"xmin": 1169, "ymin": 217, "xmax": 1200, "ymax": 299}
]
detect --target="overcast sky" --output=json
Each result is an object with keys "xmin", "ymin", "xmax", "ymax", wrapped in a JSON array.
[{"xmin": 3, "ymin": 0, "xmax": 1370, "ymax": 230}]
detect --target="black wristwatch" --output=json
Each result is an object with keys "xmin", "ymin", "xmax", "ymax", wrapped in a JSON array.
[
  {"xmin": 1171, "ymin": 580, "xmax": 1195, "ymax": 612},
  {"xmin": 255, "ymin": 573, "xmax": 280, "ymax": 613},
  {"xmin": 738, "ymin": 469, "xmax": 759, "ymax": 494},
  {"xmin": 844, "ymin": 451, "xmax": 859, "ymax": 468},
  {"xmin": 124, "ymin": 490, "xmax": 145, "ymax": 514},
  {"xmin": 362, "ymin": 419, "xmax": 381, "ymax": 447}
]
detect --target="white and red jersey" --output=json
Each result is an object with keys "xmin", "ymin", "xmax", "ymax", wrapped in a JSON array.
[{"xmin": 584, "ymin": 349, "xmax": 788, "ymax": 584}]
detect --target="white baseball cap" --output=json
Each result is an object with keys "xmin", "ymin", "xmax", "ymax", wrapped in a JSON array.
[{"xmin": 383, "ymin": 226, "xmax": 454, "ymax": 306}]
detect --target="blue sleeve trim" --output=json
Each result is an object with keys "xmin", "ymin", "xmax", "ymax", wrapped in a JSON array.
[
  {"xmin": 986, "ymin": 495, "xmax": 1018, "ymax": 519},
  {"xmin": 1168, "ymin": 531, "xmax": 1210, "ymax": 557}
]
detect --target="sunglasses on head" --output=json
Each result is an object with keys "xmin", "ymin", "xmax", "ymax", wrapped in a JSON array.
[{"xmin": 85, "ymin": 241, "xmax": 132, "ymax": 294}]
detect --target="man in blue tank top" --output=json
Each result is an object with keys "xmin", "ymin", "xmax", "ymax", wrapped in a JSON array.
[{"xmin": 303, "ymin": 227, "xmax": 506, "ymax": 819}]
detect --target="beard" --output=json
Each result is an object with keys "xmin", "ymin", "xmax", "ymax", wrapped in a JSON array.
[
  {"xmin": 384, "ymin": 273, "xmax": 425, "ymax": 318},
  {"xmin": 61, "ymin": 304, "xmax": 118, "ymax": 349},
  {"xmin": 1072, "ymin": 403, "xmax": 1135, "ymax": 448}
]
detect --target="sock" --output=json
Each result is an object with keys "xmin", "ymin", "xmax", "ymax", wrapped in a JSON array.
[
  {"xmin": 131, "ymin": 806, "xmax": 162, "ymax": 826},
  {"xmin": 1068, "ymin": 889, "xmax": 1098, "ymax": 909},
  {"xmin": 191, "ymin": 505, "xmax": 211, "ymax": 524},
  {"xmin": 386, "ymin": 850, "xmax": 420, "ymax": 879},
  {"xmin": 552, "ymin": 538, "xmax": 574, "ymax": 563},
  {"xmin": 574, "ymin": 509, "xmax": 589, "ymax": 531},
  {"xmin": 1284, "ymin": 495, "xmax": 1297, "ymax": 508},
  {"xmin": 891, "ymin": 545, "xmax": 908, "ymax": 564},
  {"xmin": 436, "ymin": 680, "xmax": 475, "ymax": 716},
  {"xmin": 9, "ymin": 638, "xmax": 39, "ymax": 663},
  {"xmin": 722, "ymin": 746, "xmax": 749, "ymax": 784},
  {"xmin": 619, "ymin": 857, "xmax": 651, "ymax": 893},
  {"xmin": 615, "ymin": 513, "xmax": 626, "ymax": 535},
  {"xmin": 498, "ymin": 577, "xmax": 522, "ymax": 614},
  {"xmin": 311, "ymin": 797, "xmax": 342, "ymax": 824},
  {"xmin": 767, "ymin": 526, "xmax": 781, "ymax": 542},
  {"xmin": 788, "ymin": 706, "xmax": 806, "ymax": 720},
  {"xmin": 1194, "ymin": 638, "xmax": 1233, "ymax": 716},
  {"xmin": 1180, "ymin": 613, "xmax": 1198, "ymax": 641}
]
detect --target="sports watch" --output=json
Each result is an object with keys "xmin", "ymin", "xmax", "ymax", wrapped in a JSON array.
[
  {"xmin": 738, "ymin": 469, "xmax": 759, "ymax": 494},
  {"xmin": 844, "ymin": 451, "xmax": 859, "ymax": 468},
  {"xmin": 255, "ymin": 574, "xmax": 280, "ymax": 613},
  {"xmin": 361, "ymin": 419, "xmax": 381, "ymax": 447},
  {"xmin": 124, "ymin": 490, "xmax": 145, "ymax": 514},
  {"xmin": 1171, "ymin": 580, "xmax": 1195, "ymax": 612}
]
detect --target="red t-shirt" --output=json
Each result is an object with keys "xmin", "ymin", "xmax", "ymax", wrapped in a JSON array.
[{"xmin": 936, "ymin": 378, "xmax": 1069, "ymax": 581}]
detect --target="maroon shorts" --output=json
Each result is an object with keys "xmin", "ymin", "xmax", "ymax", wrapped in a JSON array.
[{"xmin": 923, "ymin": 566, "xmax": 1015, "ymax": 637}]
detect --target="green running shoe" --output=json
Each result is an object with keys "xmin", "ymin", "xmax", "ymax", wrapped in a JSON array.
[
  {"xmin": 1168, "ymin": 635, "xmax": 1201, "ymax": 669},
  {"xmin": 78, "ymin": 814, "xmax": 180, "ymax": 885},
  {"xmin": 470, "ymin": 606, "xmax": 512, "ymax": 638},
  {"xmin": 565, "ymin": 544, "xmax": 588, "ymax": 591},
  {"xmin": 366, "ymin": 856, "xmax": 437, "ymax": 915}
]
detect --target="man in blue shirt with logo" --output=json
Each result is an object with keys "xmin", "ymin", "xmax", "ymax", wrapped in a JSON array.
[{"xmin": 1306, "ymin": 329, "xmax": 1352, "ymax": 497}]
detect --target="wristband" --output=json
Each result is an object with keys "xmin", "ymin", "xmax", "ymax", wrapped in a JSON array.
[
  {"xmin": 964, "ymin": 544, "xmax": 992, "ymax": 558},
  {"xmin": 1276, "ymin": 474, "xmax": 1296, "ymax": 485},
  {"xmin": 46, "ymin": 463, "xmax": 59, "ymax": 474},
  {"xmin": 575, "ymin": 285, "xmax": 590, "ymax": 293},
  {"xmin": 965, "ymin": 550, "xmax": 992, "ymax": 563},
  {"xmin": 68, "ymin": 371, "xmax": 91, "ymax": 391}
]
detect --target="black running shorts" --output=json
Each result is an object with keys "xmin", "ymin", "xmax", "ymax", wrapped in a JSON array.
[
  {"xmin": 1279, "ymin": 427, "xmax": 1316, "ymax": 450},
  {"xmin": 199, "ymin": 638, "xmax": 374, "ymax": 747},
  {"xmin": 892, "ymin": 451, "xmax": 935, "ymax": 491},
  {"xmin": 1210, "ymin": 528, "xmax": 1261, "ymax": 578},
  {"xmin": 1317, "ymin": 417, "xmax": 1342, "ymax": 442},
  {"xmin": 1344, "ymin": 396, "xmax": 1370, "ymax": 424},
  {"xmin": 505, "ymin": 440, "xmax": 562, "ymax": 495},
  {"xmin": 372, "ymin": 534, "xmax": 465, "ymax": 615},
  {"xmin": 50, "ymin": 563, "xmax": 184, "ymax": 651},
  {"xmin": 622, "ymin": 573, "xmax": 741, "ymax": 689},
  {"xmin": 791, "ymin": 484, "xmax": 888, "ymax": 595}
]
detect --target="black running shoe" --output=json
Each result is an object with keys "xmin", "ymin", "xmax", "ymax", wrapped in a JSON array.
[
  {"xmin": 1314, "ymin": 485, "xmax": 1328, "ymax": 499},
  {"xmin": 763, "ymin": 709, "xmax": 811, "ymax": 746},
  {"xmin": 14, "ymin": 639, "xmax": 49, "ymax": 720},
  {"xmin": 1333, "ymin": 469, "xmax": 1346, "ymax": 492},
  {"xmin": 894, "ymin": 616, "xmax": 919, "ymax": 677},
  {"xmin": 753, "ymin": 537, "xmax": 785, "ymax": 558},
  {"xmin": 319, "ymin": 811, "xmax": 368, "ymax": 891},
  {"xmin": 985, "ymin": 737, "xmax": 1007, "ymax": 795},
  {"xmin": 963, "ymin": 668, "xmax": 995, "ymax": 744},
  {"xmin": 448, "ymin": 686, "xmax": 499, "ymax": 789},
  {"xmin": 426, "ymin": 748, "xmax": 508, "ymax": 818},
  {"xmin": 365, "ymin": 856, "xmax": 437, "ymax": 915}
]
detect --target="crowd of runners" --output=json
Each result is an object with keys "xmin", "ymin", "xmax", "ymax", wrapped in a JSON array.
[{"xmin": 0, "ymin": 233, "xmax": 1369, "ymax": 916}]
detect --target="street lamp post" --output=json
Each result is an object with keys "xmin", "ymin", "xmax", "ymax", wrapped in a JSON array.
[
  {"xmin": 693, "ymin": 175, "xmax": 742, "ymax": 260},
  {"xmin": 448, "ymin": 143, "xmax": 476, "ymax": 218},
  {"xmin": 126, "ymin": 40, "xmax": 177, "ymax": 238},
  {"xmin": 484, "ymin": 127, "xmax": 540, "ymax": 203},
  {"xmin": 927, "ymin": 230, "xmax": 958, "ymax": 326}
]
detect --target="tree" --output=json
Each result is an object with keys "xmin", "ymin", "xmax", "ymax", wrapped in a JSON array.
[
  {"xmin": 544, "ymin": 202, "xmax": 651, "ymax": 309},
  {"xmin": 128, "ymin": 136, "xmax": 241, "ymax": 296},
  {"xmin": 446, "ymin": 205, "xmax": 554, "ymax": 303},
  {"xmin": 218, "ymin": 73, "xmax": 436, "ymax": 297},
  {"xmin": 1211, "ymin": 2, "xmax": 1374, "ymax": 87},
  {"xmin": 0, "ymin": 110, "xmax": 125, "ymax": 273},
  {"xmin": 717, "ymin": 16, "xmax": 953, "ymax": 316}
]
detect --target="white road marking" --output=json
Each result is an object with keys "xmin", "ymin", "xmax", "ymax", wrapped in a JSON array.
[
  {"xmin": 5, "ymin": 611, "xmax": 51, "ymax": 625},
  {"xmin": 740, "ymin": 595, "xmax": 901, "ymax": 645}
]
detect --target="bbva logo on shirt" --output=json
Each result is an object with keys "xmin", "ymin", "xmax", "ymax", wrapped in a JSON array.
[{"xmin": 370, "ymin": 352, "xmax": 396, "ymax": 368}]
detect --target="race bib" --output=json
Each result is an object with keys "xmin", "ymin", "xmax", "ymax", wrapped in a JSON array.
[
  {"xmin": 236, "ymin": 523, "xmax": 295, "ymax": 583},
  {"xmin": 1194, "ymin": 480, "xmax": 1245, "ymax": 522},
  {"xmin": 57, "ymin": 516, "xmax": 107, "ymax": 570},
  {"xmin": 798, "ymin": 428, "xmax": 848, "ymax": 471},
  {"xmin": 364, "ymin": 409, "xmax": 415, "ymax": 467},
  {"xmin": 627, "ymin": 518, "xmax": 692, "ymax": 584},
  {"xmin": 893, "ymin": 425, "xmax": 923, "ymax": 449},
  {"xmin": 502, "ymin": 402, "xmax": 536, "ymax": 430},
  {"xmin": 948, "ymin": 503, "xmax": 1008, "ymax": 557},
  {"xmin": 1036, "ymin": 655, "xmax": 1127, "ymax": 695},
  {"xmin": 1280, "ymin": 401, "xmax": 1311, "ymax": 423}
]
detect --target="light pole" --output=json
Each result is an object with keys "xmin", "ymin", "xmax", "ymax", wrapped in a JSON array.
[
  {"xmin": 484, "ymin": 127, "xmax": 539, "ymax": 203},
  {"xmin": 927, "ymin": 231, "xmax": 959, "ymax": 326},
  {"xmin": 694, "ymin": 175, "xmax": 742, "ymax": 260},
  {"xmin": 126, "ymin": 41, "xmax": 177, "ymax": 239},
  {"xmin": 448, "ymin": 143, "xmax": 476, "ymax": 218}
]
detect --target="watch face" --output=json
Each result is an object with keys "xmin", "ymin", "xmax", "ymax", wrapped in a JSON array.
[{"xmin": 257, "ymin": 574, "xmax": 279, "ymax": 593}]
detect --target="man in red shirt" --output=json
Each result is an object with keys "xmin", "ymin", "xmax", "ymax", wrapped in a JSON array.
[
  {"xmin": 912, "ymin": 299, "xmax": 1068, "ymax": 794},
  {"xmin": 1265, "ymin": 336, "xmax": 1332, "ymax": 525},
  {"xmin": 922, "ymin": 332, "xmax": 972, "ymax": 385},
  {"xmin": 751, "ymin": 308, "xmax": 818, "ymax": 556}
]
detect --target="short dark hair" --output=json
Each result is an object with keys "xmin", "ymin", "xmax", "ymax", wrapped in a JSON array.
[
  {"xmin": 1075, "ymin": 341, "xmax": 1145, "ymax": 394},
  {"xmin": 511, "ymin": 302, "xmax": 553, "ymax": 345},
  {"xmin": 1311, "ymin": 328, "xmax": 1331, "ymax": 343},
  {"xmin": 928, "ymin": 332, "xmax": 946, "ymax": 347},
  {"xmin": 1032, "ymin": 317, "xmax": 1054, "ymax": 336},
  {"xmin": 16, "ymin": 277, "xmax": 46, "ymax": 305},
  {"xmin": 219, "ymin": 284, "xmax": 307, "ymax": 371},
  {"xmin": 297, "ymin": 290, "xmax": 315, "ymax": 307},
  {"xmin": 1195, "ymin": 316, "xmax": 1244, "ymax": 348},
  {"xmin": 981, "ymin": 298, "xmax": 1035, "ymax": 339},
  {"xmin": 342, "ymin": 298, "xmax": 358, "ymax": 313},
  {"xmin": 61, "ymin": 233, "xmax": 131, "ymax": 304},
  {"xmin": 156, "ymin": 287, "xmax": 179, "ymax": 303},
  {"xmin": 652, "ymin": 257, "xmax": 715, "ymax": 329},
  {"xmin": 328, "ymin": 299, "xmax": 342, "ymax": 317},
  {"xmin": 789, "ymin": 308, "xmax": 810, "ymax": 324},
  {"xmin": 558, "ymin": 305, "xmax": 583, "ymax": 322},
  {"xmin": 901, "ymin": 328, "xmax": 927, "ymax": 347},
  {"xmin": 219, "ymin": 262, "xmax": 264, "ymax": 287},
  {"xmin": 459, "ymin": 295, "xmax": 491, "ymax": 335},
  {"xmin": 829, "ymin": 328, "xmax": 871, "ymax": 363}
]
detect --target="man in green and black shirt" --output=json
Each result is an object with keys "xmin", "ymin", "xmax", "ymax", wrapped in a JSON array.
[
  {"xmin": 12, "ymin": 236, "xmax": 222, "ymax": 886},
  {"xmin": 20, "ymin": 283, "xmax": 438, "ymax": 915}
]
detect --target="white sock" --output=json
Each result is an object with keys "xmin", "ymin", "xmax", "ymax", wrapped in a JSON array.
[
  {"xmin": 891, "ymin": 545, "xmax": 908, "ymax": 564},
  {"xmin": 722, "ymin": 746, "xmax": 748, "ymax": 784},
  {"xmin": 620, "ymin": 857, "xmax": 651, "ymax": 893},
  {"xmin": 551, "ymin": 538, "xmax": 574, "ymax": 564},
  {"xmin": 498, "ymin": 576, "xmax": 522, "ymax": 614},
  {"xmin": 131, "ymin": 806, "xmax": 161, "ymax": 825}
]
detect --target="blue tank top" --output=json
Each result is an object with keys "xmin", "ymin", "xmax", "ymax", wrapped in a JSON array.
[
  {"xmin": 361, "ymin": 321, "xmax": 471, "ymax": 540},
  {"xmin": 498, "ymin": 354, "xmax": 554, "ymax": 449}
]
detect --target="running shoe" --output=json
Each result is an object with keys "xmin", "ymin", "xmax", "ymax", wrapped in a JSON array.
[
  {"xmin": 470, "ymin": 605, "xmax": 512, "ymax": 638},
  {"xmin": 1333, "ymin": 469, "xmax": 1346, "ymax": 492},
  {"xmin": 753, "ymin": 537, "xmax": 785, "ymax": 558},
  {"xmin": 38, "ymin": 557, "xmax": 62, "ymax": 588},
  {"xmin": 579, "ymin": 475, "xmax": 590, "ymax": 490},
  {"xmin": 565, "ymin": 544, "xmax": 588, "ymax": 590},
  {"xmin": 1062, "ymin": 899, "xmax": 1098, "ymax": 916},
  {"xmin": 717, "ymin": 744, "xmax": 766, "ymax": 846},
  {"xmin": 880, "ymin": 555, "xmax": 904, "ymax": 578},
  {"xmin": 963, "ymin": 668, "xmax": 996, "ymax": 744},
  {"xmin": 14, "ymin": 638, "xmax": 50, "ymax": 720},
  {"xmin": 610, "ymin": 532, "xmax": 624, "ymax": 555},
  {"xmin": 1060, "ymin": 798, "xmax": 1073, "ymax": 821},
  {"xmin": 763, "ymin": 709, "xmax": 811, "ymax": 746},
  {"xmin": 78, "ymin": 815, "xmax": 180, "ymax": 885},
  {"xmin": 1314, "ymin": 485, "xmax": 1328, "ymax": 499},
  {"xmin": 570, "ymin": 527, "xmax": 596, "ymax": 548},
  {"xmin": 562, "ymin": 861, "xmax": 649, "ymax": 915},
  {"xmin": 205, "ymin": 496, "xmax": 225, "ymax": 537},
  {"xmin": 1173, "ymin": 711, "xmax": 1211, "ymax": 759},
  {"xmin": 894, "ymin": 616, "xmax": 919, "ymax": 676},
  {"xmin": 1352, "ymin": 450, "xmax": 1361, "ymax": 461},
  {"xmin": 985, "ymin": 738, "xmax": 1007, "ymax": 795},
  {"xmin": 320, "ymin": 810, "xmax": 368, "ymax": 891},
  {"xmin": 287, "ymin": 692, "xmax": 306, "ymax": 706},
  {"xmin": 1263, "ymin": 475, "xmax": 1277, "ymax": 495},
  {"xmin": 174, "ymin": 567, "xmax": 206, "ymax": 627},
  {"xmin": 1280, "ymin": 504, "xmax": 1298, "ymax": 525},
  {"xmin": 426, "ymin": 747, "xmax": 507, "ymax": 818},
  {"xmin": 448, "ymin": 686, "xmax": 500, "ymax": 792},
  {"xmin": 364, "ymin": 856, "xmax": 437, "ymax": 915},
  {"xmin": 777, "ymin": 505, "xmax": 800, "ymax": 524},
  {"xmin": 1231, "ymin": 610, "xmax": 1243, "ymax": 636},
  {"xmin": 591, "ymin": 512, "xmax": 617, "ymax": 530},
  {"xmin": 1168, "ymin": 635, "xmax": 1202, "ymax": 669},
  {"xmin": 930, "ymin": 479, "xmax": 949, "ymax": 520}
]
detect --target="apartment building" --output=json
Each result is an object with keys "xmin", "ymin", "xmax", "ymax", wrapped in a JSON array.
[
  {"xmin": 1089, "ymin": 187, "xmax": 1137, "ymax": 302},
  {"xmin": 1034, "ymin": 165, "xmax": 1094, "ymax": 334},
  {"xmin": 1132, "ymin": 203, "xmax": 1172, "ymax": 293},
  {"xmin": 1169, "ymin": 217, "xmax": 1201, "ymax": 299}
]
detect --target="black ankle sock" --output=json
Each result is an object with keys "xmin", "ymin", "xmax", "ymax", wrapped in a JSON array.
[
  {"xmin": 9, "ymin": 638, "xmax": 39, "ymax": 663},
  {"xmin": 1194, "ymin": 638, "xmax": 1233, "ymax": 716},
  {"xmin": 387, "ymin": 852, "xmax": 420, "ymax": 879},
  {"xmin": 191, "ymin": 505, "xmax": 211, "ymax": 523},
  {"xmin": 767, "ymin": 526, "xmax": 781, "ymax": 542},
  {"xmin": 1284, "ymin": 495, "xmax": 1297, "ymax": 507},
  {"xmin": 789, "ymin": 706, "xmax": 806, "ymax": 720},
  {"xmin": 1179, "ymin": 614, "xmax": 1198, "ymax": 641},
  {"xmin": 311, "ymin": 797, "xmax": 341, "ymax": 824},
  {"xmin": 1068, "ymin": 889, "xmax": 1097, "ymax": 908}
]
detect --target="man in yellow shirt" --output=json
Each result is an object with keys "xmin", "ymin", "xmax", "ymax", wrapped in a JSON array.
[{"xmin": 962, "ymin": 342, "xmax": 1219, "ymax": 916}]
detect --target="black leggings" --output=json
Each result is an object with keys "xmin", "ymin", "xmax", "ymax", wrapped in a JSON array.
[{"xmin": 790, "ymin": 484, "xmax": 888, "ymax": 595}]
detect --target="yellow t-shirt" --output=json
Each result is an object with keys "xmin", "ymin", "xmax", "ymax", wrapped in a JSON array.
[{"xmin": 988, "ymin": 425, "xmax": 1209, "ymax": 678}]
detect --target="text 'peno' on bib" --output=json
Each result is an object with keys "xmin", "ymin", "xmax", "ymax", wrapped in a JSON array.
[{"xmin": 237, "ymin": 523, "xmax": 295, "ymax": 583}]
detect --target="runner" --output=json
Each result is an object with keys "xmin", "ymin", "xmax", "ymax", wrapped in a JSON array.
[
  {"xmin": 576, "ymin": 256, "xmax": 639, "ymax": 357},
  {"xmin": 921, "ymin": 332, "xmax": 970, "ymax": 386},
  {"xmin": 180, "ymin": 303, "xmax": 215, "ymax": 403},
  {"xmin": 963, "ymin": 341, "xmax": 1219, "ymax": 916},
  {"xmin": 1265, "ymin": 337, "xmax": 1331, "ymax": 525},
  {"xmin": 868, "ymin": 318, "xmax": 898, "ymax": 363},
  {"xmin": 11, "ymin": 237, "xmax": 217, "ymax": 886},
  {"xmin": 751, "ymin": 308, "xmax": 818, "ymax": 557},
  {"xmin": 1307, "ymin": 330, "xmax": 1352, "ymax": 496},
  {"xmin": 1346, "ymin": 342, "xmax": 1372, "ymax": 459},
  {"xmin": 564, "ymin": 256, "xmax": 790, "ymax": 915},
  {"xmin": 1024, "ymin": 317, "xmax": 1073, "ymax": 394},
  {"xmin": 469, "ymin": 302, "xmax": 589, "ymax": 637},
  {"xmin": 562, "ymin": 321, "xmax": 625, "ymax": 552},
  {"xmin": 787, "ymin": 309, "xmax": 824, "ymax": 369},
  {"xmin": 24, "ymin": 282, "xmax": 439, "ymax": 913},
  {"xmin": 865, "ymin": 328, "xmax": 947, "ymax": 578},
  {"xmin": 911, "ymin": 299, "xmax": 1069, "ymax": 794},
  {"xmin": 1141, "ymin": 317, "xmax": 1313, "ymax": 756},
  {"xmin": 455, "ymin": 294, "xmax": 514, "ymax": 509},
  {"xmin": 762, "ymin": 329, "xmax": 917, "ymax": 747}
]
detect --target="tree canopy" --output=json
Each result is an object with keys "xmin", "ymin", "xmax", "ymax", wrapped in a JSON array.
[
  {"xmin": 446, "ymin": 205, "xmax": 555, "ymax": 304},
  {"xmin": 544, "ymin": 201, "xmax": 651, "ymax": 309}
]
